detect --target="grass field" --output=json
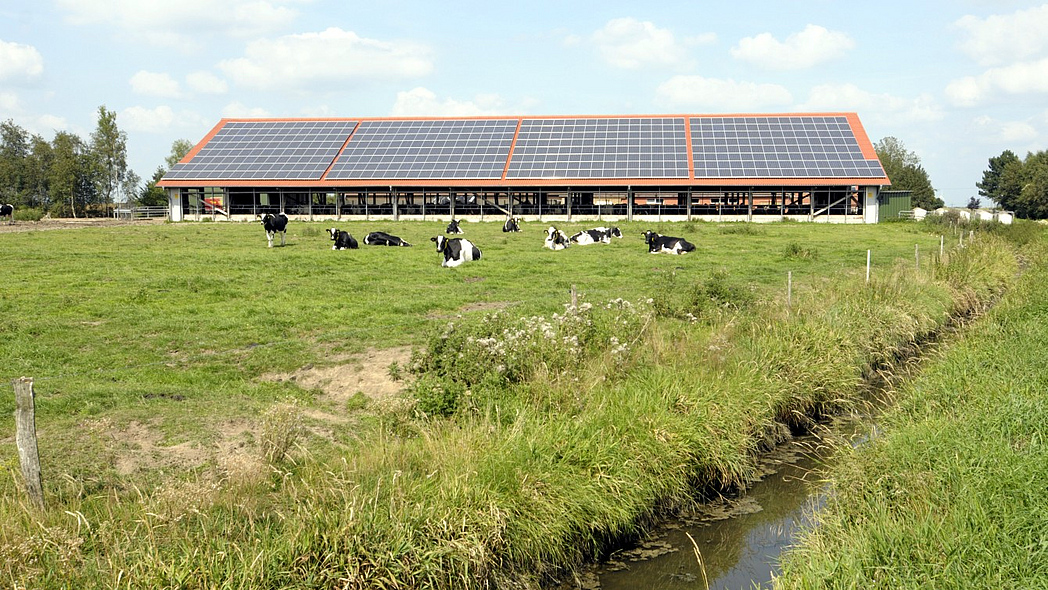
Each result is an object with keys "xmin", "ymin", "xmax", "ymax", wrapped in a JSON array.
[{"xmin": 0, "ymin": 216, "xmax": 1033, "ymax": 587}]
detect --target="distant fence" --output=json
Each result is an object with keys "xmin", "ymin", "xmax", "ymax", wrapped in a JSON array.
[{"xmin": 113, "ymin": 206, "xmax": 169, "ymax": 220}]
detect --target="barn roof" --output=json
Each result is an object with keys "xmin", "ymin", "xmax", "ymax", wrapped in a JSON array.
[{"xmin": 158, "ymin": 113, "xmax": 889, "ymax": 189}]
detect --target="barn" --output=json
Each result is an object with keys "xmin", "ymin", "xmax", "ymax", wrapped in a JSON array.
[{"xmin": 157, "ymin": 113, "xmax": 890, "ymax": 224}]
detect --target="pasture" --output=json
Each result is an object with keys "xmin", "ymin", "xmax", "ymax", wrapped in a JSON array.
[{"xmin": 0, "ymin": 217, "xmax": 1019, "ymax": 587}]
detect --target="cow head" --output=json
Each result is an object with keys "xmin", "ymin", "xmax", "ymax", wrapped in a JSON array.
[
  {"xmin": 642, "ymin": 230, "xmax": 658, "ymax": 245},
  {"xmin": 431, "ymin": 235, "xmax": 447, "ymax": 252},
  {"xmin": 328, "ymin": 228, "xmax": 339, "ymax": 240},
  {"xmin": 609, "ymin": 227, "xmax": 623, "ymax": 238}
]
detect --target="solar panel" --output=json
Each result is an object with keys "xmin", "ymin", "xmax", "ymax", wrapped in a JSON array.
[
  {"xmin": 690, "ymin": 116, "xmax": 885, "ymax": 179},
  {"xmin": 165, "ymin": 120, "xmax": 358, "ymax": 180},
  {"xmin": 506, "ymin": 117, "xmax": 689, "ymax": 179},
  {"xmin": 326, "ymin": 119, "xmax": 518, "ymax": 180}
]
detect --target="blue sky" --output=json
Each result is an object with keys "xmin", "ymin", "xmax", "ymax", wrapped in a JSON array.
[{"xmin": 2, "ymin": 0, "xmax": 1047, "ymax": 206}]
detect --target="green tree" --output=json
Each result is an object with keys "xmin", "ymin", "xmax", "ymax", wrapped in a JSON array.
[
  {"xmin": 50, "ymin": 131, "xmax": 93, "ymax": 218},
  {"xmin": 874, "ymin": 136, "xmax": 943, "ymax": 210},
  {"xmin": 24, "ymin": 134, "xmax": 53, "ymax": 209},
  {"xmin": 166, "ymin": 138, "xmax": 193, "ymax": 169},
  {"xmin": 90, "ymin": 105, "xmax": 128, "ymax": 212},
  {"xmin": 139, "ymin": 166, "xmax": 169, "ymax": 207},
  {"xmin": 976, "ymin": 150, "xmax": 1021, "ymax": 210},
  {"xmin": 0, "ymin": 119, "xmax": 30, "ymax": 204},
  {"xmin": 1013, "ymin": 150, "xmax": 1048, "ymax": 220}
]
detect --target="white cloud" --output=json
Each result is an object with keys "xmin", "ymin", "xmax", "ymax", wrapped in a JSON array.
[
  {"xmin": 973, "ymin": 115, "xmax": 1039, "ymax": 143},
  {"xmin": 56, "ymin": 0, "xmax": 296, "ymax": 46},
  {"xmin": 0, "ymin": 39, "xmax": 44, "ymax": 81},
  {"xmin": 655, "ymin": 76, "xmax": 792, "ymax": 110},
  {"xmin": 217, "ymin": 28, "xmax": 433, "ymax": 91},
  {"xmin": 731, "ymin": 24, "xmax": 854, "ymax": 70},
  {"xmin": 591, "ymin": 18, "xmax": 690, "ymax": 69},
  {"xmin": 954, "ymin": 5, "xmax": 1048, "ymax": 66},
  {"xmin": 186, "ymin": 71, "xmax": 229, "ymax": 95},
  {"xmin": 945, "ymin": 57, "xmax": 1048, "ymax": 106},
  {"xmin": 120, "ymin": 105, "xmax": 209, "ymax": 133},
  {"xmin": 129, "ymin": 71, "xmax": 183, "ymax": 99},
  {"xmin": 798, "ymin": 83, "xmax": 944, "ymax": 123},
  {"xmin": 0, "ymin": 92, "xmax": 20, "ymax": 112},
  {"xmin": 391, "ymin": 87, "xmax": 510, "ymax": 117},
  {"xmin": 222, "ymin": 101, "xmax": 272, "ymax": 118}
]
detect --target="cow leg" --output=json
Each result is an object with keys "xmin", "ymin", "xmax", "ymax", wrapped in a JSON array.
[
  {"xmin": 280, "ymin": 231, "xmax": 286, "ymax": 246},
  {"xmin": 267, "ymin": 231, "xmax": 274, "ymax": 248}
]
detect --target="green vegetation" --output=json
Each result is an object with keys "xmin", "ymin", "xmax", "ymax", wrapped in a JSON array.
[
  {"xmin": 0, "ymin": 218, "xmax": 1036, "ymax": 588},
  {"xmin": 978, "ymin": 148, "xmax": 1048, "ymax": 219},
  {"xmin": 777, "ymin": 235, "xmax": 1048, "ymax": 588}
]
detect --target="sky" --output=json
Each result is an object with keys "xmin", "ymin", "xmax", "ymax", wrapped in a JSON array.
[{"xmin": 2, "ymin": 1, "xmax": 1047, "ymax": 207}]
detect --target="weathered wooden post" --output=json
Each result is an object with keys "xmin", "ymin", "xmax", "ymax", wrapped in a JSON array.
[
  {"xmin": 866, "ymin": 250, "xmax": 871, "ymax": 284},
  {"xmin": 787, "ymin": 271, "xmax": 792, "ymax": 309},
  {"xmin": 14, "ymin": 377, "xmax": 44, "ymax": 509}
]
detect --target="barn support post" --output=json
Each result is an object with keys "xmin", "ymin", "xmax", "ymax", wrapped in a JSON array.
[
  {"xmin": 686, "ymin": 187, "xmax": 692, "ymax": 221},
  {"xmin": 567, "ymin": 187, "xmax": 572, "ymax": 221},
  {"xmin": 391, "ymin": 186, "xmax": 397, "ymax": 221},
  {"xmin": 14, "ymin": 377, "xmax": 44, "ymax": 510},
  {"xmin": 809, "ymin": 187, "xmax": 815, "ymax": 221},
  {"xmin": 747, "ymin": 188, "xmax": 753, "ymax": 222},
  {"xmin": 450, "ymin": 188, "xmax": 455, "ymax": 220},
  {"xmin": 627, "ymin": 186, "xmax": 633, "ymax": 222}
]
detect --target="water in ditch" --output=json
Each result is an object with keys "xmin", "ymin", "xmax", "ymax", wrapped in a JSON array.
[{"xmin": 566, "ymin": 418, "xmax": 866, "ymax": 590}]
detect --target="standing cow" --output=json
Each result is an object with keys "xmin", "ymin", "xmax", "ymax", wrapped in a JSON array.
[
  {"xmin": 0, "ymin": 203, "xmax": 12, "ymax": 224},
  {"xmin": 260, "ymin": 213, "xmax": 289, "ymax": 247}
]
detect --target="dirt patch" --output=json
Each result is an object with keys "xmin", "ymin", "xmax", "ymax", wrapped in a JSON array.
[
  {"xmin": 0, "ymin": 218, "xmax": 164, "ymax": 233},
  {"xmin": 264, "ymin": 346, "xmax": 414, "ymax": 406}
]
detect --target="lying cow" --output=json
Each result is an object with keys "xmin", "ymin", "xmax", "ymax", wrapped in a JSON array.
[
  {"xmin": 0, "ymin": 203, "xmax": 13, "ymax": 224},
  {"xmin": 642, "ymin": 230, "xmax": 695, "ymax": 255},
  {"xmin": 569, "ymin": 226, "xmax": 623, "ymax": 245},
  {"xmin": 446, "ymin": 219, "xmax": 464, "ymax": 234},
  {"xmin": 503, "ymin": 216, "xmax": 521, "ymax": 232},
  {"xmin": 544, "ymin": 226, "xmax": 570, "ymax": 251},
  {"xmin": 431, "ymin": 235, "xmax": 482, "ymax": 268},
  {"xmin": 260, "ymin": 213, "xmax": 288, "ymax": 247},
  {"xmin": 327, "ymin": 228, "xmax": 358, "ymax": 250},
  {"xmin": 363, "ymin": 231, "xmax": 411, "ymax": 247}
]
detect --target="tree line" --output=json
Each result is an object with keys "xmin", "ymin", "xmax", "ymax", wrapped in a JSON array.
[
  {"xmin": 976, "ymin": 149, "xmax": 1048, "ymax": 219},
  {"xmin": 0, "ymin": 108, "xmax": 190, "ymax": 219}
]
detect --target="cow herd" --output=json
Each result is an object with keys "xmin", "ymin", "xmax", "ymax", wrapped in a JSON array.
[{"xmin": 259, "ymin": 213, "xmax": 697, "ymax": 267}]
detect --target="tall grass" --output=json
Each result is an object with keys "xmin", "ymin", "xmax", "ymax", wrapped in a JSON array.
[
  {"xmin": 777, "ymin": 235, "xmax": 1048, "ymax": 589},
  {"xmin": 0, "ymin": 220, "xmax": 1033, "ymax": 587}
]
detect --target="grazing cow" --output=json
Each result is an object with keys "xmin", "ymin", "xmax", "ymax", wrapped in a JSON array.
[
  {"xmin": 446, "ymin": 219, "xmax": 464, "ymax": 234},
  {"xmin": 544, "ymin": 226, "xmax": 570, "ymax": 250},
  {"xmin": 569, "ymin": 226, "xmax": 623, "ymax": 245},
  {"xmin": 327, "ymin": 228, "xmax": 358, "ymax": 250},
  {"xmin": 363, "ymin": 231, "xmax": 412, "ymax": 247},
  {"xmin": 502, "ymin": 216, "xmax": 521, "ymax": 232},
  {"xmin": 0, "ymin": 203, "xmax": 12, "ymax": 224},
  {"xmin": 642, "ymin": 230, "xmax": 695, "ymax": 255},
  {"xmin": 260, "ymin": 213, "xmax": 288, "ymax": 248},
  {"xmin": 431, "ymin": 235, "xmax": 481, "ymax": 268}
]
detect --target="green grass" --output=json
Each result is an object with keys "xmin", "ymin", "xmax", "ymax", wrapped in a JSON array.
[
  {"xmin": 0, "ymin": 218, "xmax": 1035, "ymax": 588},
  {"xmin": 777, "ymin": 237, "xmax": 1048, "ymax": 589}
]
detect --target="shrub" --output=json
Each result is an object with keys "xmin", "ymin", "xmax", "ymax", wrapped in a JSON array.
[{"xmin": 259, "ymin": 397, "xmax": 304, "ymax": 464}]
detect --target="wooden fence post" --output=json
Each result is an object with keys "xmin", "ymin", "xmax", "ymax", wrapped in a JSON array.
[{"xmin": 14, "ymin": 377, "xmax": 44, "ymax": 510}]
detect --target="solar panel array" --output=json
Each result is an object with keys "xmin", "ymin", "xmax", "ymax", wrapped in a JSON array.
[
  {"xmin": 690, "ymin": 116, "xmax": 884, "ymax": 179},
  {"xmin": 165, "ymin": 120, "xmax": 357, "ymax": 180},
  {"xmin": 165, "ymin": 115, "xmax": 888, "ymax": 184},
  {"xmin": 506, "ymin": 118, "xmax": 689, "ymax": 179},
  {"xmin": 327, "ymin": 119, "xmax": 517, "ymax": 179}
]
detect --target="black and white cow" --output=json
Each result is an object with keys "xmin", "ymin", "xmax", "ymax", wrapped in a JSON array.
[
  {"xmin": 327, "ymin": 228, "xmax": 358, "ymax": 250},
  {"xmin": 642, "ymin": 230, "xmax": 695, "ymax": 255},
  {"xmin": 431, "ymin": 235, "xmax": 482, "ymax": 268},
  {"xmin": 569, "ymin": 226, "xmax": 623, "ymax": 245},
  {"xmin": 260, "ymin": 213, "xmax": 288, "ymax": 247},
  {"xmin": 502, "ymin": 216, "xmax": 521, "ymax": 233},
  {"xmin": 446, "ymin": 219, "xmax": 464, "ymax": 234},
  {"xmin": 0, "ymin": 203, "xmax": 13, "ymax": 224},
  {"xmin": 544, "ymin": 226, "xmax": 570, "ymax": 250},
  {"xmin": 363, "ymin": 231, "xmax": 412, "ymax": 247}
]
